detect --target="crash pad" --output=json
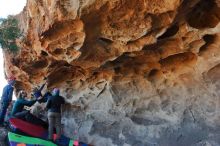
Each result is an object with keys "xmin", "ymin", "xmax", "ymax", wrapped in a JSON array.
[
  {"xmin": 9, "ymin": 118, "xmax": 92, "ymax": 146},
  {"xmin": 8, "ymin": 132, "xmax": 57, "ymax": 146},
  {"xmin": 9, "ymin": 118, "xmax": 46, "ymax": 138}
]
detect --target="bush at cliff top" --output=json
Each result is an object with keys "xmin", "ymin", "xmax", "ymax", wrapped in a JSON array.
[{"xmin": 0, "ymin": 16, "xmax": 22, "ymax": 52}]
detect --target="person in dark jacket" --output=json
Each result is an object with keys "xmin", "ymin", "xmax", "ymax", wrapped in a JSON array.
[
  {"xmin": 12, "ymin": 90, "xmax": 48, "ymax": 128},
  {"xmin": 0, "ymin": 76, "xmax": 16, "ymax": 125},
  {"xmin": 11, "ymin": 90, "xmax": 37, "ymax": 119},
  {"xmin": 46, "ymin": 88, "xmax": 65, "ymax": 141}
]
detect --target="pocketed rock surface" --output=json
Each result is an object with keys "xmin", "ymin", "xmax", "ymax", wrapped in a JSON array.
[{"xmin": 3, "ymin": 0, "xmax": 220, "ymax": 145}]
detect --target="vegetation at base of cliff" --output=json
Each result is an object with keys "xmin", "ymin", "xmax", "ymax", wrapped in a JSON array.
[{"xmin": 0, "ymin": 16, "xmax": 22, "ymax": 53}]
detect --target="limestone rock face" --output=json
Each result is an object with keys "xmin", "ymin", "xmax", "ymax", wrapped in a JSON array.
[{"xmin": 4, "ymin": 0, "xmax": 220, "ymax": 145}]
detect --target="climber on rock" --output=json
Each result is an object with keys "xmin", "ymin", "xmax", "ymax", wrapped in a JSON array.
[
  {"xmin": 32, "ymin": 81, "xmax": 52, "ymax": 103},
  {"xmin": 0, "ymin": 76, "xmax": 16, "ymax": 126},
  {"xmin": 11, "ymin": 90, "xmax": 37, "ymax": 119},
  {"xmin": 32, "ymin": 82, "xmax": 46, "ymax": 101},
  {"xmin": 11, "ymin": 90, "xmax": 48, "ymax": 128},
  {"xmin": 46, "ymin": 88, "xmax": 65, "ymax": 142}
]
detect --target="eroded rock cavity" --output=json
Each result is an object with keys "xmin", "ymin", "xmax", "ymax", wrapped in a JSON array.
[{"xmin": 4, "ymin": 0, "xmax": 220, "ymax": 145}]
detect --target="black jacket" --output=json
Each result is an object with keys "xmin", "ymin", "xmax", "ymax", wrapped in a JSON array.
[{"xmin": 46, "ymin": 95, "xmax": 65, "ymax": 113}]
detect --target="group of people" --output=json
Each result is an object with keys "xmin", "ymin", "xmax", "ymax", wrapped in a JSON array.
[{"xmin": 0, "ymin": 76, "xmax": 65, "ymax": 142}]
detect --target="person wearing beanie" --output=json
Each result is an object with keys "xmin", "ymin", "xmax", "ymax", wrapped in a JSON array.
[
  {"xmin": 0, "ymin": 76, "xmax": 16, "ymax": 125},
  {"xmin": 11, "ymin": 90, "xmax": 37, "ymax": 119},
  {"xmin": 12, "ymin": 90, "xmax": 48, "ymax": 128},
  {"xmin": 46, "ymin": 88, "xmax": 65, "ymax": 141}
]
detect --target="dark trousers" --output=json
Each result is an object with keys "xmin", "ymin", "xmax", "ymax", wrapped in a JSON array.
[
  {"xmin": 48, "ymin": 112, "xmax": 61, "ymax": 140},
  {"xmin": 0, "ymin": 102, "xmax": 9, "ymax": 124},
  {"xmin": 14, "ymin": 110, "xmax": 29, "ymax": 120}
]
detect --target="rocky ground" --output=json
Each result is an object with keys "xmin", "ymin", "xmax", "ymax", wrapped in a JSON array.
[{"xmin": 0, "ymin": 127, "xmax": 9, "ymax": 146}]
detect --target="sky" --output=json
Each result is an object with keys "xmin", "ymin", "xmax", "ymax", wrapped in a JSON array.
[
  {"xmin": 0, "ymin": 0, "xmax": 27, "ymax": 99},
  {"xmin": 0, "ymin": 0, "xmax": 27, "ymax": 18}
]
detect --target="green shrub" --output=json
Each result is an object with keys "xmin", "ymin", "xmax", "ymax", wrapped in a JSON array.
[{"xmin": 0, "ymin": 16, "xmax": 22, "ymax": 52}]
